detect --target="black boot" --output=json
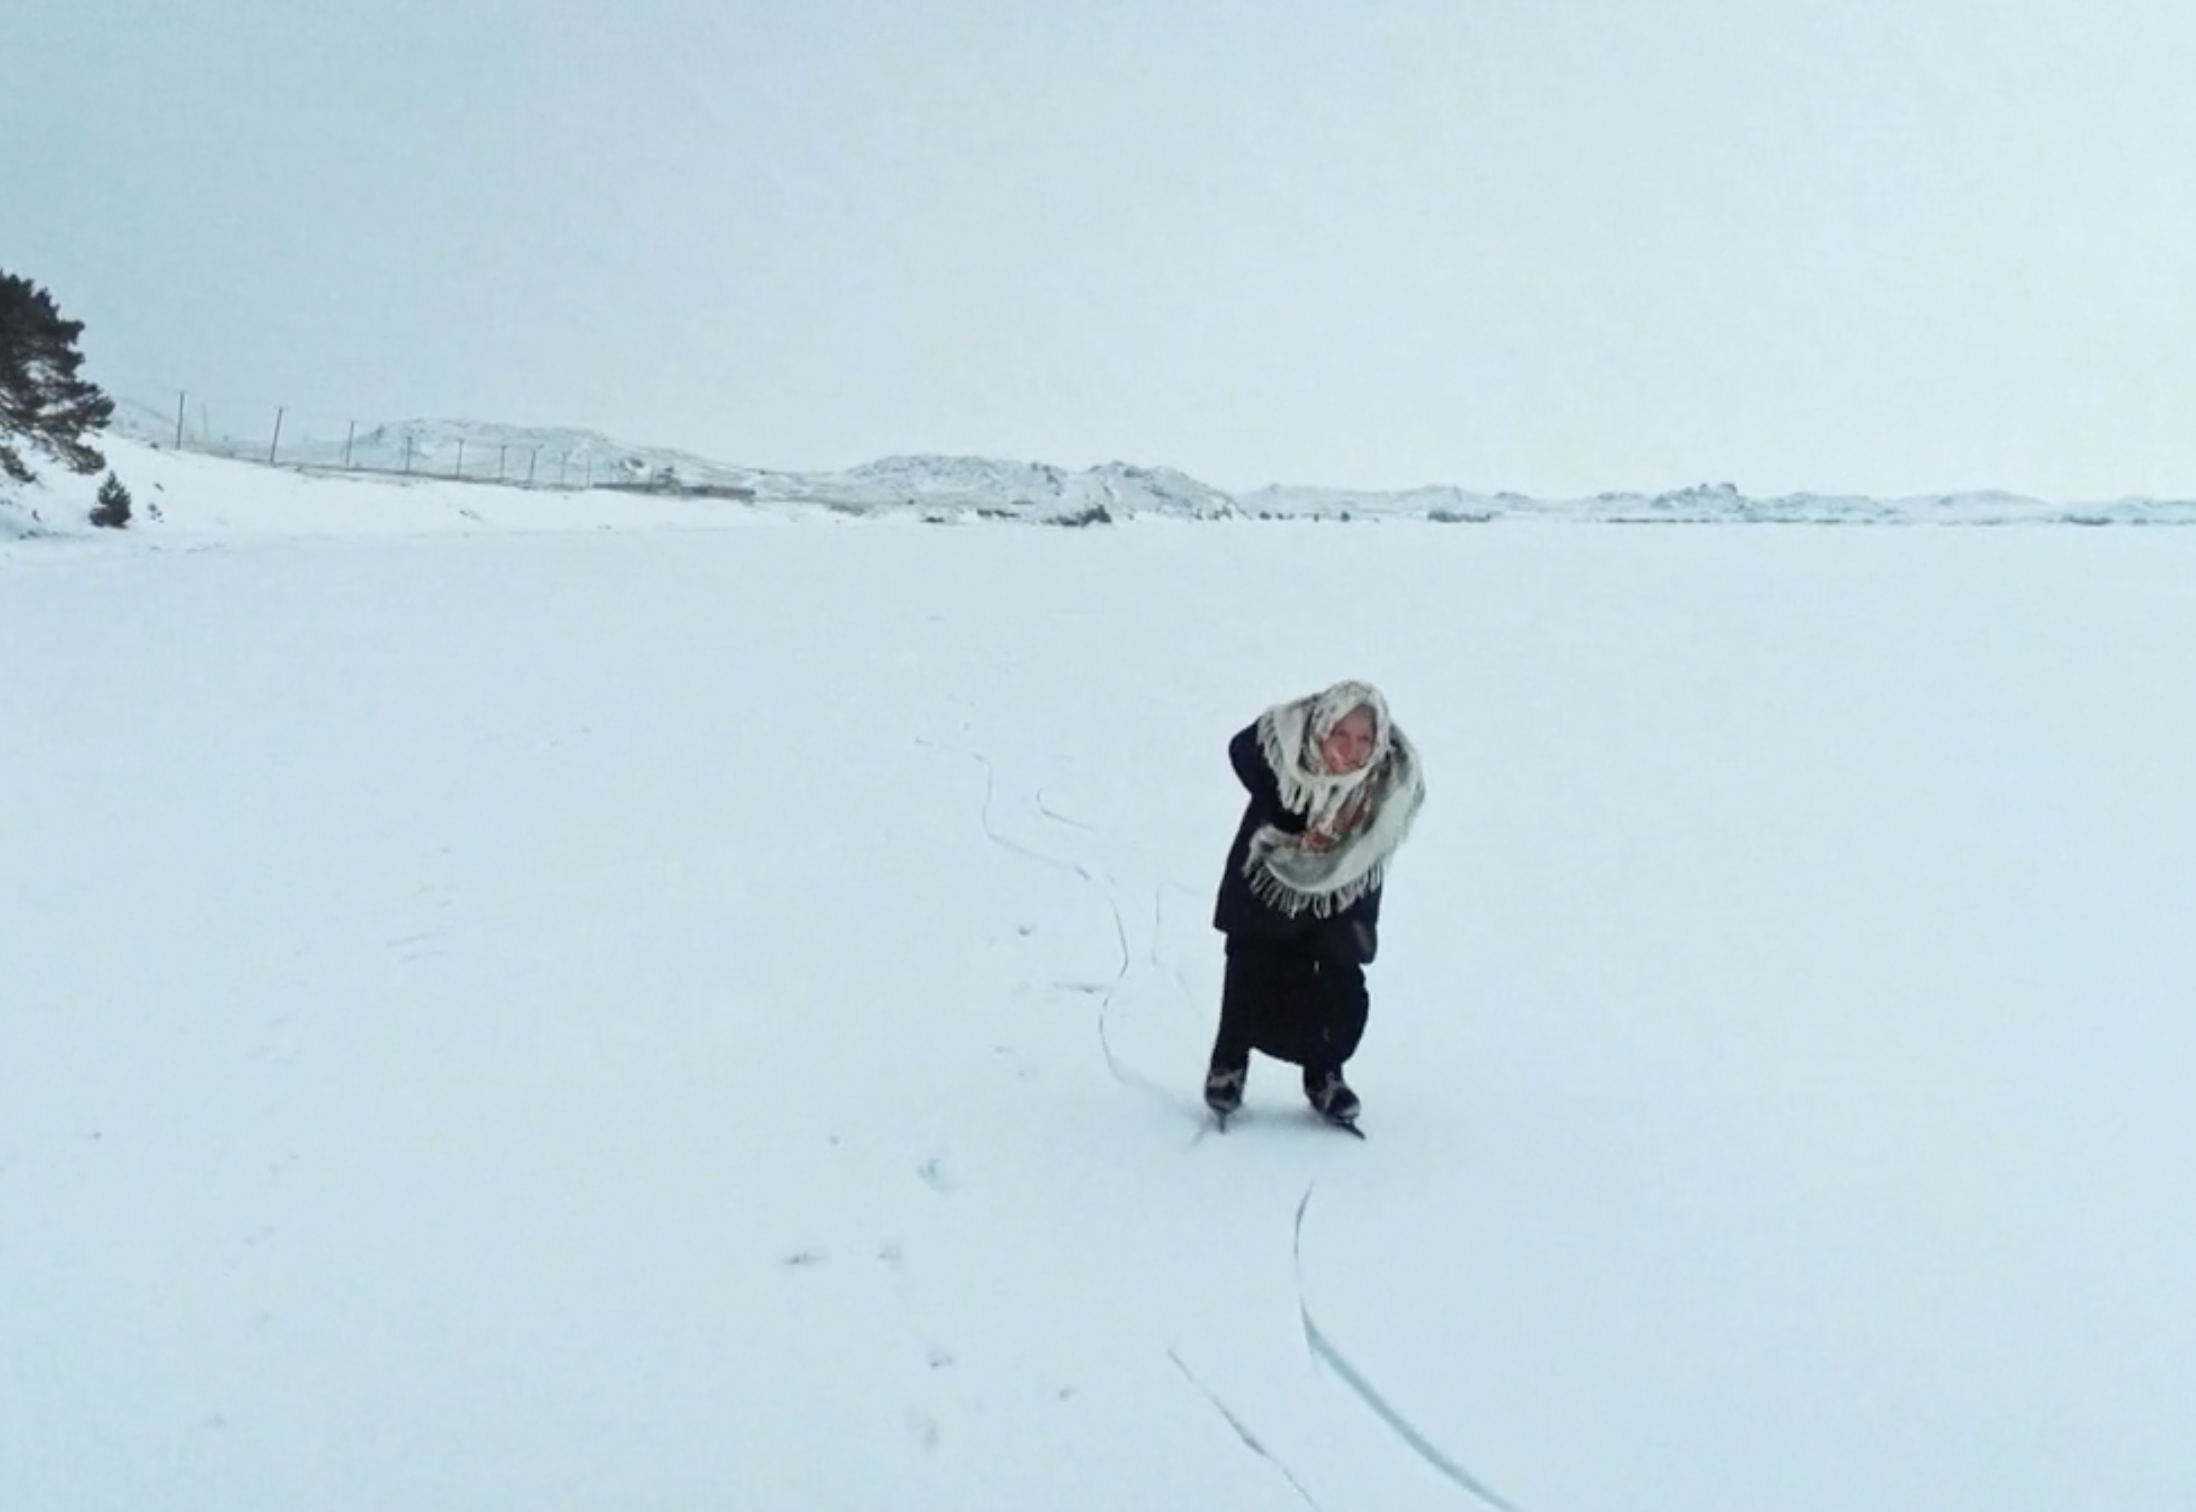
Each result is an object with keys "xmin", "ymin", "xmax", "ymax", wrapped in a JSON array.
[
  {"xmin": 1303, "ymin": 1066, "xmax": 1360, "ymax": 1123},
  {"xmin": 1204, "ymin": 1062, "xmax": 1246, "ymax": 1117}
]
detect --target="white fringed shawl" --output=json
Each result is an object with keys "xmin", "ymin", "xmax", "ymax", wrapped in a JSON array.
[{"xmin": 1243, "ymin": 680, "xmax": 1426, "ymax": 918}]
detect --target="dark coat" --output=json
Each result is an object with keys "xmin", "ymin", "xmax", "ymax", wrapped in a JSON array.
[
  {"xmin": 1209, "ymin": 723, "xmax": 1382, "ymax": 1072},
  {"xmin": 1211, "ymin": 723, "xmax": 1382, "ymax": 962}
]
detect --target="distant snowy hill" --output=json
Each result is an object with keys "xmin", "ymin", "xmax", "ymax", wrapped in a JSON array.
[
  {"xmin": 828, "ymin": 455, "xmax": 1238, "ymax": 522},
  {"xmin": 8, "ymin": 399, "xmax": 2193, "ymax": 535},
  {"xmin": 95, "ymin": 405, "xmax": 1239, "ymax": 522}
]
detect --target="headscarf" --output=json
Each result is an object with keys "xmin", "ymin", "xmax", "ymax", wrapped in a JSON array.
[{"xmin": 1243, "ymin": 680, "xmax": 1425, "ymax": 918}]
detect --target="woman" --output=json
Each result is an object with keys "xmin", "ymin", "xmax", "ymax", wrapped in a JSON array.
[{"xmin": 1206, "ymin": 680, "xmax": 1425, "ymax": 1125}]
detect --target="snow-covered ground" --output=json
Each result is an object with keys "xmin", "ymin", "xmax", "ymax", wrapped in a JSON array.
[{"xmin": 6, "ymin": 452, "xmax": 2196, "ymax": 1510}]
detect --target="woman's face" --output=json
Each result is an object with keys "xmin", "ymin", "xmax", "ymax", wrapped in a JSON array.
[{"xmin": 1319, "ymin": 706, "xmax": 1377, "ymax": 774}]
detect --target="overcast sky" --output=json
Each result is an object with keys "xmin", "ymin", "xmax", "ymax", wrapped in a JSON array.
[{"xmin": 9, "ymin": 0, "xmax": 2194, "ymax": 497}]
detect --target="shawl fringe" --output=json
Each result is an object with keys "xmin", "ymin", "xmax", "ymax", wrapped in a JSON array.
[{"xmin": 1241, "ymin": 681, "xmax": 1425, "ymax": 918}]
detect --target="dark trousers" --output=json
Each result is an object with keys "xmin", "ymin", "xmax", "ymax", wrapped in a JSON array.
[{"xmin": 1210, "ymin": 937, "xmax": 1369, "ymax": 1075}]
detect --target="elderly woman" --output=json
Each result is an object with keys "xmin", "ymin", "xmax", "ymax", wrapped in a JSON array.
[{"xmin": 1205, "ymin": 680, "xmax": 1425, "ymax": 1128}]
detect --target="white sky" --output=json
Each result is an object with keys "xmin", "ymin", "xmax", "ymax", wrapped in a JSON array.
[{"xmin": 10, "ymin": 0, "xmax": 2195, "ymax": 497}]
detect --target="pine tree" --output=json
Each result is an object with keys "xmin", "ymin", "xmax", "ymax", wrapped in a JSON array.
[
  {"xmin": 0, "ymin": 270, "xmax": 115, "ymax": 485},
  {"xmin": 90, "ymin": 470, "xmax": 132, "ymax": 528}
]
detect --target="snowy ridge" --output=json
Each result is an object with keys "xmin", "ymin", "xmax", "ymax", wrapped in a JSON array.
[
  {"xmin": 281, "ymin": 420, "xmax": 758, "ymax": 494},
  {"xmin": 19, "ymin": 402, "xmax": 2196, "ymax": 535},
  {"xmin": 1239, "ymin": 478, "xmax": 2196, "ymax": 526},
  {"xmin": 832, "ymin": 455, "xmax": 1239, "ymax": 522},
  {"xmin": 102, "ymin": 403, "xmax": 768, "ymax": 495}
]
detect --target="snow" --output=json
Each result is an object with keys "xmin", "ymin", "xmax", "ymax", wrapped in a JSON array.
[
  {"xmin": 54, "ymin": 408, "xmax": 2196, "ymax": 530},
  {"xmin": 6, "ymin": 451, "xmax": 2196, "ymax": 1509}
]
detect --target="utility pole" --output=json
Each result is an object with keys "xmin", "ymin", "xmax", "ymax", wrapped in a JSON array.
[
  {"xmin": 268, "ymin": 406, "xmax": 286, "ymax": 466},
  {"xmin": 173, "ymin": 391, "xmax": 186, "ymax": 450},
  {"xmin": 343, "ymin": 420, "xmax": 357, "ymax": 470},
  {"xmin": 455, "ymin": 439, "xmax": 466, "ymax": 480},
  {"xmin": 527, "ymin": 447, "xmax": 539, "ymax": 486}
]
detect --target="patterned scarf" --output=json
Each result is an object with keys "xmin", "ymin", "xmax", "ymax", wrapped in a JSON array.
[{"xmin": 1243, "ymin": 680, "xmax": 1426, "ymax": 918}]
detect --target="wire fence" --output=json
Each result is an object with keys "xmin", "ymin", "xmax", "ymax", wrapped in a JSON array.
[{"xmin": 115, "ymin": 387, "xmax": 757, "ymax": 499}]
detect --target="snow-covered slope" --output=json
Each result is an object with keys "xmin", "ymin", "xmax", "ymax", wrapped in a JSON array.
[{"xmin": 0, "ymin": 454, "xmax": 113, "ymax": 540}]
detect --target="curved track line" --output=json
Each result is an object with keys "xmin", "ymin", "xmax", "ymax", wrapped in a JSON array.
[
  {"xmin": 978, "ymin": 755, "xmax": 1097, "ymax": 880},
  {"xmin": 923, "ymin": 739, "xmax": 1198, "ymax": 1124},
  {"xmin": 1033, "ymin": 787, "xmax": 1097, "ymax": 832},
  {"xmin": 1167, "ymin": 1349, "xmax": 1332, "ymax": 1512},
  {"xmin": 1292, "ymin": 1186, "xmax": 1525, "ymax": 1512},
  {"xmin": 919, "ymin": 740, "xmax": 1095, "ymax": 879},
  {"xmin": 1094, "ymin": 887, "xmax": 1201, "ymax": 1126},
  {"xmin": 1151, "ymin": 883, "xmax": 1206, "ymax": 1020}
]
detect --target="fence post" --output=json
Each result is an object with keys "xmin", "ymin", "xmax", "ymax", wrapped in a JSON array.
[
  {"xmin": 173, "ymin": 391, "xmax": 186, "ymax": 450},
  {"xmin": 557, "ymin": 453, "xmax": 567, "ymax": 488},
  {"xmin": 454, "ymin": 439, "xmax": 465, "ymax": 480},
  {"xmin": 268, "ymin": 406, "xmax": 286, "ymax": 466},
  {"xmin": 497, "ymin": 444, "xmax": 507, "ymax": 481},
  {"xmin": 404, "ymin": 435, "xmax": 414, "ymax": 475},
  {"xmin": 343, "ymin": 420, "xmax": 357, "ymax": 470},
  {"xmin": 527, "ymin": 447, "xmax": 539, "ymax": 486}
]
